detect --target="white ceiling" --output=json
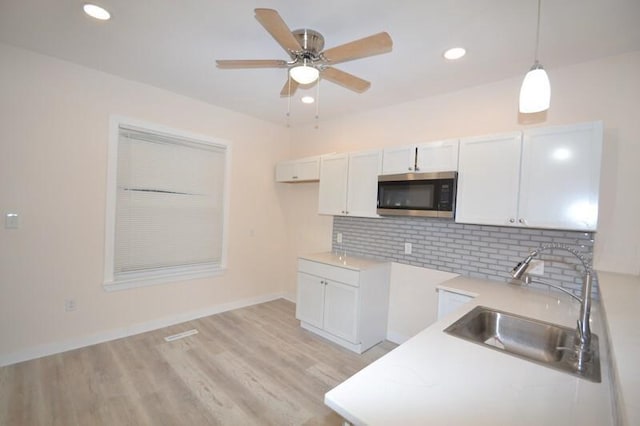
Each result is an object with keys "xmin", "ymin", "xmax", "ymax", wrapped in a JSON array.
[{"xmin": 1, "ymin": 0, "xmax": 639, "ymax": 127}]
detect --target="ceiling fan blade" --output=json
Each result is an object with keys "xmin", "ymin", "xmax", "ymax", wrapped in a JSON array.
[
  {"xmin": 254, "ymin": 8, "xmax": 302, "ymax": 56},
  {"xmin": 280, "ymin": 78, "xmax": 299, "ymax": 97},
  {"xmin": 216, "ymin": 59, "xmax": 288, "ymax": 69},
  {"xmin": 322, "ymin": 32, "xmax": 393, "ymax": 65},
  {"xmin": 322, "ymin": 67, "xmax": 371, "ymax": 93}
]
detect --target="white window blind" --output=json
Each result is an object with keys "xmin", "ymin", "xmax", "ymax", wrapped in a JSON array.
[{"xmin": 110, "ymin": 124, "xmax": 227, "ymax": 285}]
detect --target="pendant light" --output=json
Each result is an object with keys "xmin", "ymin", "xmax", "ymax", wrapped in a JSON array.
[{"xmin": 519, "ymin": 0, "xmax": 550, "ymax": 113}]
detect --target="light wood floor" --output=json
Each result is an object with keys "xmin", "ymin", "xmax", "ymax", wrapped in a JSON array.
[{"xmin": 0, "ymin": 299, "xmax": 396, "ymax": 425}]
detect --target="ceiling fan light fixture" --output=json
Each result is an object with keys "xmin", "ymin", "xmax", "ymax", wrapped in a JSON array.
[
  {"xmin": 83, "ymin": 3, "xmax": 111, "ymax": 20},
  {"xmin": 301, "ymin": 96, "xmax": 315, "ymax": 104},
  {"xmin": 289, "ymin": 62, "xmax": 319, "ymax": 85}
]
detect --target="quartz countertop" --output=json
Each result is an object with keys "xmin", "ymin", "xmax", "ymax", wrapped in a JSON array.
[
  {"xmin": 324, "ymin": 275, "xmax": 614, "ymax": 426},
  {"xmin": 299, "ymin": 252, "xmax": 387, "ymax": 271},
  {"xmin": 597, "ymin": 271, "xmax": 640, "ymax": 426}
]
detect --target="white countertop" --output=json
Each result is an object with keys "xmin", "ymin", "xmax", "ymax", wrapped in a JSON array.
[
  {"xmin": 325, "ymin": 275, "xmax": 614, "ymax": 426},
  {"xmin": 299, "ymin": 252, "xmax": 387, "ymax": 271},
  {"xmin": 597, "ymin": 271, "xmax": 640, "ymax": 426}
]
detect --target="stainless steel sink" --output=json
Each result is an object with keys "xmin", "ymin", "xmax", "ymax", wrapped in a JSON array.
[{"xmin": 444, "ymin": 305, "xmax": 601, "ymax": 382}]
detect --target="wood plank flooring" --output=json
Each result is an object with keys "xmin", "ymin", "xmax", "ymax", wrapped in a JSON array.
[{"xmin": 0, "ymin": 299, "xmax": 396, "ymax": 426}]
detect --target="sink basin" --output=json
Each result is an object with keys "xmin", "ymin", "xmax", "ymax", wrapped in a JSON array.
[{"xmin": 444, "ymin": 305, "xmax": 601, "ymax": 382}]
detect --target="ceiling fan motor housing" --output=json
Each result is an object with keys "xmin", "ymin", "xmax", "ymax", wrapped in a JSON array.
[{"xmin": 292, "ymin": 29, "xmax": 325, "ymax": 59}]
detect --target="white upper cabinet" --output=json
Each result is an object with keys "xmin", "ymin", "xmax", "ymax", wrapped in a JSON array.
[
  {"xmin": 346, "ymin": 150, "xmax": 383, "ymax": 217},
  {"xmin": 318, "ymin": 154, "xmax": 349, "ymax": 215},
  {"xmin": 519, "ymin": 122, "xmax": 603, "ymax": 231},
  {"xmin": 456, "ymin": 122, "xmax": 603, "ymax": 231},
  {"xmin": 382, "ymin": 140, "xmax": 459, "ymax": 175},
  {"xmin": 381, "ymin": 146, "xmax": 416, "ymax": 174},
  {"xmin": 275, "ymin": 156, "xmax": 320, "ymax": 182},
  {"xmin": 456, "ymin": 132, "xmax": 522, "ymax": 226},
  {"xmin": 416, "ymin": 140, "xmax": 459, "ymax": 173},
  {"xmin": 318, "ymin": 150, "xmax": 382, "ymax": 217}
]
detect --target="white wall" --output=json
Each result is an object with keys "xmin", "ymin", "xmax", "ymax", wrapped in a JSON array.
[
  {"xmin": 2, "ymin": 43, "xmax": 639, "ymax": 364},
  {"xmin": 0, "ymin": 43, "xmax": 292, "ymax": 364},
  {"xmin": 285, "ymin": 51, "xmax": 640, "ymax": 281}
]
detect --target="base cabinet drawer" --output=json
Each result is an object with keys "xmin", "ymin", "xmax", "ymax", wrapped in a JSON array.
[{"xmin": 296, "ymin": 257, "xmax": 390, "ymax": 353}]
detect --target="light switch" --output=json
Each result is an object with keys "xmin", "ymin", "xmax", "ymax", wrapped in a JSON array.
[{"xmin": 5, "ymin": 213, "xmax": 19, "ymax": 229}]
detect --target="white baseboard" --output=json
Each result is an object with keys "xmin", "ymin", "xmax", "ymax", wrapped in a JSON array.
[
  {"xmin": 0, "ymin": 292, "xmax": 291, "ymax": 367},
  {"xmin": 281, "ymin": 291, "xmax": 296, "ymax": 303},
  {"xmin": 386, "ymin": 330, "xmax": 410, "ymax": 345}
]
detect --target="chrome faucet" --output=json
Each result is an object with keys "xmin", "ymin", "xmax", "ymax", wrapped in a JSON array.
[{"xmin": 510, "ymin": 243, "xmax": 594, "ymax": 371}]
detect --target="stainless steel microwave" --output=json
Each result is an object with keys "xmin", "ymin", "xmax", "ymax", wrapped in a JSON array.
[{"xmin": 377, "ymin": 171, "xmax": 457, "ymax": 218}]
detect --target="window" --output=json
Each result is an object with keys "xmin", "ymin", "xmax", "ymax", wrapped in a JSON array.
[{"xmin": 104, "ymin": 117, "xmax": 230, "ymax": 291}]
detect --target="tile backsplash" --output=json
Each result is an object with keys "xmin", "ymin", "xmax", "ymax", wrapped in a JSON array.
[{"xmin": 332, "ymin": 216, "xmax": 597, "ymax": 298}]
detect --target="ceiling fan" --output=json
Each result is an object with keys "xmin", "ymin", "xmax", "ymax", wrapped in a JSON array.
[{"xmin": 216, "ymin": 8, "xmax": 393, "ymax": 97}]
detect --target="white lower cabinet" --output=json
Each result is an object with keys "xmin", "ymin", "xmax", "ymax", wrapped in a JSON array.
[
  {"xmin": 437, "ymin": 288, "xmax": 474, "ymax": 320},
  {"xmin": 296, "ymin": 257, "xmax": 390, "ymax": 354}
]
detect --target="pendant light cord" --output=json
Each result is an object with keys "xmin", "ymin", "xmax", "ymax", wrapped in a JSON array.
[{"xmin": 534, "ymin": 0, "xmax": 542, "ymax": 63}]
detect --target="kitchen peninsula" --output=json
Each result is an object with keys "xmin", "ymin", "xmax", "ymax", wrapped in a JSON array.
[{"xmin": 325, "ymin": 275, "xmax": 614, "ymax": 426}]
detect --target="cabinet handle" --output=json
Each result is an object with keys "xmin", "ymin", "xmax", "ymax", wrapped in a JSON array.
[
  {"xmin": 415, "ymin": 166, "xmax": 420, "ymax": 171},
  {"xmin": 509, "ymin": 218, "xmax": 515, "ymax": 223},
  {"xmin": 408, "ymin": 167, "xmax": 413, "ymax": 171},
  {"xmin": 292, "ymin": 176, "xmax": 298, "ymax": 179},
  {"xmin": 341, "ymin": 210, "xmax": 345, "ymax": 214},
  {"xmin": 345, "ymin": 211, "xmax": 349, "ymax": 215},
  {"xmin": 519, "ymin": 218, "xmax": 527, "ymax": 225}
]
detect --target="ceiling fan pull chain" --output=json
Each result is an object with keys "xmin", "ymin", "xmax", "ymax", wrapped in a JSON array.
[
  {"xmin": 286, "ymin": 73, "xmax": 292, "ymax": 127},
  {"xmin": 315, "ymin": 76, "xmax": 321, "ymax": 129}
]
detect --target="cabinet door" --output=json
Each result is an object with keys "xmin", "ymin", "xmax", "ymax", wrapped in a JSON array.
[
  {"xmin": 275, "ymin": 161, "xmax": 297, "ymax": 182},
  {"xmin": 381, "ymin": 145, "xmax": 416, "ymax": 174},
  {"xmin": 323, "ymin": 280, "xmax": 359, "ymax": 343},
  {"xmin": 519, "ymin": 122, "xmax": 603, "ymax": 231},
  {"xmin": 296, "ymin": 272, "xmax": 325, "ymax": 328},
  {"xmin": 416, "ymin": 140, "xmax": 459, "ymax": 172},
  {"xmin": 318, "ymin": 154, "xmax": 349, "ymax": 215},
  {"xmin": 346, "ymin": 150, "xmax": 382, "ymax": 217},
  {"xmin": 456, "ymin": 132, "xmax": 522, "ymax": 226},
  {"xmin": 294, "ymin": 157, "xmax": 320, "ymax": 181},
  {"xmin": 275, "ymin": 157, "xmax": 320, "ymax": 182}
]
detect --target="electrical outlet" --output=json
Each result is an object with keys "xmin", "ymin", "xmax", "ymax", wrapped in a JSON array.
[
  {"xmin": 528, "ymin": 260, "xmax": 545, "ymax": 276},
  {"xmin": 64, "ymin": 299, "xmax": 76, "ymax": 312},
  {"xmin": 404, "ymin": 242, "xmax": 412, "ymax": 254},
  {"xmin": 336, "ymin": 232, "xmax": 343, "ymax": 243},
  {"xmin": 5, "ymin": 213, "xmax": 19, "ymax": 229}
]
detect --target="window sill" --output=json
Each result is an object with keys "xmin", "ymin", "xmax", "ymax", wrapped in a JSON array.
[{"xmin": 103, "ymin": 264, "xmax": 225, "ymax": 292}]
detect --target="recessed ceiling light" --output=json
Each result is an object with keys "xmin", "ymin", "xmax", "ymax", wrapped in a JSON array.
[
  {"xmin": 443, "ymin": 47, "xmax": 466, "ymax": 60},
  {"xmin": 301, "ymin": 96, "xmax": 315, "ymax": 104},
  {"xmin": 83, "ymin": 4, "xmax": 111, "ymax": 21}
]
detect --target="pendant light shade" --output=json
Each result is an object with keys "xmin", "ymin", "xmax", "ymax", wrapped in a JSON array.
[
  {"xmin": 519, "ymin": 0, "xmax": 550, "ymax": 113},
  {"xmin": 519, "ymin": 61, "xmax": 550, "ymax": 113}
]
